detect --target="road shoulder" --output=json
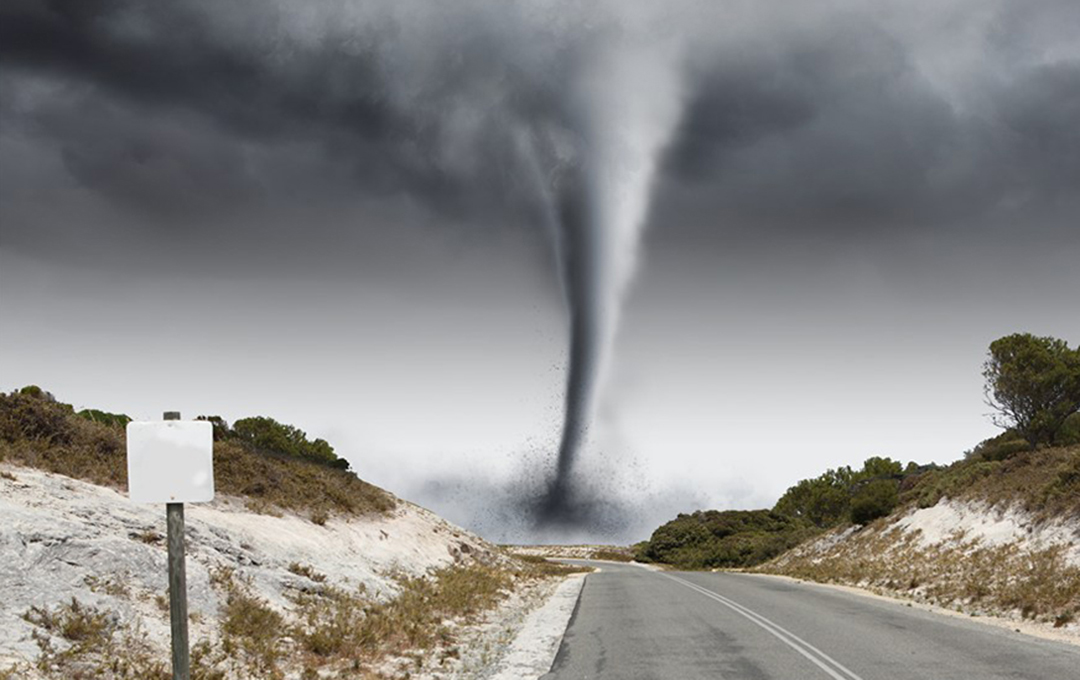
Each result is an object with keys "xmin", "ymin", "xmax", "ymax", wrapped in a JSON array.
[
  {"xmin": 741, "ymin": 571, "xmax": 1080, "ymax": 647},
  {"xmin": 487, "ymin": 572, "xmax": 587, "ymax": 680}
]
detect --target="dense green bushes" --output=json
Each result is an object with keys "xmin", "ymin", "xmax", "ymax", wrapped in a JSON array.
[
  {"xmin": 772, "ymin": 456, "xmax": 906, "ymax": 528},
  {"xmin": 635, "ymin": 510, "xmax": 814, "ymax": 569}
]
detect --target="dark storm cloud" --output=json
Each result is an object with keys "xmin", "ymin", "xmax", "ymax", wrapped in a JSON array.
[
  {"xmin": 1, "ymin": 0, "xmax": 1078, "ymax": 242},
  {"xmin": 0, "ymin": 0, "xmax": 552, "ymax": 226},
  {"xmin": 664, "ymin": 13, "xmax": 1080, "ymax": 234}
]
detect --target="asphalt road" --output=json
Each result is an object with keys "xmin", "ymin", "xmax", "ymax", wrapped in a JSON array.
[{"xmin": 542, "ymin": 561, "xmax": 1080, "ymax": 680}]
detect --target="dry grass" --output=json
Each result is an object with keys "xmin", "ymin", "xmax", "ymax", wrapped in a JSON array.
[
  {"xmin": 0, "ymin": 389, "xmax": 395, "ymax": 521},
  {"xmin": 213, "ymin": 440, "xmax": 395, "ymax": 520},
  {"xmin": 590, "ymin": 548, "xmax": 635, "ymax": 562},
  {"xmin": 757, "ymin": 445, "xmax": 1080, "ymax": 627},
  {"xmin": 288, "ymin": 562, "xmax": 328, "ymax": 583},
  {"xmin": 504, "ymin": 544, "xmax": 637, "ymax": 563},
  {"xmin": 221, "ymin": 590, "xmax": 286, "ymax": 677},
  {"xmin": 512, "ymin": 553, "xmax": 593, "ymax": 577},
  {"xmin": 115, "ymin": 563, "xmax": 515, "ymax": 677},
  {"xmin": 904, "ymin": 445, "xmax": 1080, "ymax": 520},
  {"xmin": 84, "ymin": 574, "xmax": 131, "ymax": 599},
  {"xmin": 20, "ymin": 563, "xmax": 522, "ymax": 679},
  {"xmin": 22, "ymin": 598, "xmax": 171, "ymax": 679},
  {"xmin": 294, "ymin": 564, "xmax": 512, "ymax": 666},
  {"xmin": 761, "ymin": 524, "xmax": 1080, "ymax": 626}
]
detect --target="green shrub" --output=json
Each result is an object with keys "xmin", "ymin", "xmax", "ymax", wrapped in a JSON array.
[
  {"xmin": 1056, "ymin": 413, "xmax": 1080, "ymax": 446},
  {"xmin": 966, "ymin": 430, "xmax": 1031, "ymax": 461},
  {"xmin": 76, "ymin": 409, "xmax": 132, "ymax": 428},
  {"xmin": 232, "ymin": 416, "xmax": 349, "ymax": 470},
  {"xmin": 849, "ymin": 479, "xmax": 899, "ymax": 525},
  {"xmin": 636, "ymin": 509, "xmax": 815, "ymax": 569},
  {"xmin": 773, "ymin": 456, "xmax": 907, "ymax": 529}
]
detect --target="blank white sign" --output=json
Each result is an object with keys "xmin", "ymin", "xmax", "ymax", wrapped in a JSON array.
[{"xmin": 126, "ymin": 421, "xmax": 214, "ymax": 503}]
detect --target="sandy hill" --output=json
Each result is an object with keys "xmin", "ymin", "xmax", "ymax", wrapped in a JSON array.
[{"xmin": 0, "ymin": 388, "xmax": 580, "ymax": 679}]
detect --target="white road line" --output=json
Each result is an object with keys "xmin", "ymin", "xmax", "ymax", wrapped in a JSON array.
[
  {"xmin": 661, "ymin": 573, "xmax": 866, "ymax": 680},
  {"xmin": 669, "ymin": 575, "xmax": 865, "ymax": 680}
]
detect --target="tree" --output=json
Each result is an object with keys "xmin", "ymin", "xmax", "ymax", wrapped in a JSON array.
[
  {"xmin": 983, "ymin": 333, "xmax": 1080, "ymax": 448},
  {"xmin": 774, "ymin": 457, "xmax": 906, "ymax": 528},
  {"xmin": 772, "ymin": 466, "xmax": 854, "ymax": 528}
]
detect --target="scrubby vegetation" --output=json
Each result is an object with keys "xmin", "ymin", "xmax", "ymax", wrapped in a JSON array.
[
  {"xmin": 0, "ymin": 386, "xmax": 394, "ymax": 521},
  {"xmin": 228, "ymin": 416, "xmax": 349, "ymax": 470},
  {"xmin": 635, "ymin": 509, "xmax": 816, "ymax": 569},
  {"xmin": 905, "ymin": 443, "xmax": 1080, "ymax": 520},
  {"xmin": 14, "ymin": 561, "xmax": 531, "ymax": 680}
]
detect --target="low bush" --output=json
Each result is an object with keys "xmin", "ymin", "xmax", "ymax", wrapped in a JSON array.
[
  {"xmin": 22, "ymin": 598, "xmax": 171, "ymax": 679},
  {"xmin": 636, "ymin": 509, "xmax": 816, "ymax": 569},
  {"xmin": 294, "ymin": 564, "xmax": 511, "ymax": 662},
  {"xmin": 849, "ymin": 479, "xmax": 899, "ymax": 525},
  {"xmin": 966, "ymin": 431, "xmax": 1031, "ymax": 461},
  {"xmin": 1057, "ymin": 412, "xmax": 1080, "ymax": 446},
  {"xmin": 76, "ymin": 409, "xmax": 132, "ymax": 428},
  {"xmin": 231, "ymin": 416, "xmax": 348, "ymax": 470}
]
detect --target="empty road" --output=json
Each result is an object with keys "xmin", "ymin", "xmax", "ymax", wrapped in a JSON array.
[{"xmin": 542, "ymin": 561, "xmax": 1080, "ymax": 680}]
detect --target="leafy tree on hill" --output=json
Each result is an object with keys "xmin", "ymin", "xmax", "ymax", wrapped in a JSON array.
[
  {"xmin": 983, "ymin": 333, "xmax": 1080, "ymax": 448},
  {"xmin": 772, "ymin": 466, "xmax": 854, "ymax": 528}
]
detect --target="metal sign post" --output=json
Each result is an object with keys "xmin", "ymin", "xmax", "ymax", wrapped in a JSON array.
[{"xmin": 127, "ymin": 411, "xmax": 214, "ymax": 680}]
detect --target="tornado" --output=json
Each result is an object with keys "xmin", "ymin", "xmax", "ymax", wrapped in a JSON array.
[{"xmin": 535, "ymin": 41, "xmax": 684, "ymax": 524}]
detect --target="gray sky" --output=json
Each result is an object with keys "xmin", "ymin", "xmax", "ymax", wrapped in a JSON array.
[{"xmin": 2, "ymin": 0, "xmax": 1078, "ymax": 542}]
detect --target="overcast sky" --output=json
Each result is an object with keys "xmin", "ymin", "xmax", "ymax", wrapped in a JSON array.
[{"xmin": 2, "ymin": 0, "xmax": 1078, "ymax": 542}]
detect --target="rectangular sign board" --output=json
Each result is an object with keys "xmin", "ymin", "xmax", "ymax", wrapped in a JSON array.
[{"xmin": 127, "ymin": 421, "xmax": 214, "ymax": 503}]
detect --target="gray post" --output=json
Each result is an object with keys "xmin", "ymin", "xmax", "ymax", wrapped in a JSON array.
[{"xmin": 164, "ymin": 411, "xmax": 190, "ymax": 680}]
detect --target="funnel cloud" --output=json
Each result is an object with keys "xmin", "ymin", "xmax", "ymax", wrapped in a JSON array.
[{"xmin": 530, "ymin": 39, "xmax": 685, "ymax": 522}]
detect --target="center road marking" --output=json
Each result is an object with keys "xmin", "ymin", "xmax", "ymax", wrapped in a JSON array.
[{"xmin": 661, "ymin": 573, "xmax": 866, "ymax": 680}]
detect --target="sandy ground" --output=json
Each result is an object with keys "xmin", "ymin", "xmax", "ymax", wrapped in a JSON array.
[
  {"xmin": 894, "ymin": 499, "xmax": 1080, "ymax": 564},
  {"xmin": 0, "ymin": 462, "xmax": 577, "ymax": 678}
]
